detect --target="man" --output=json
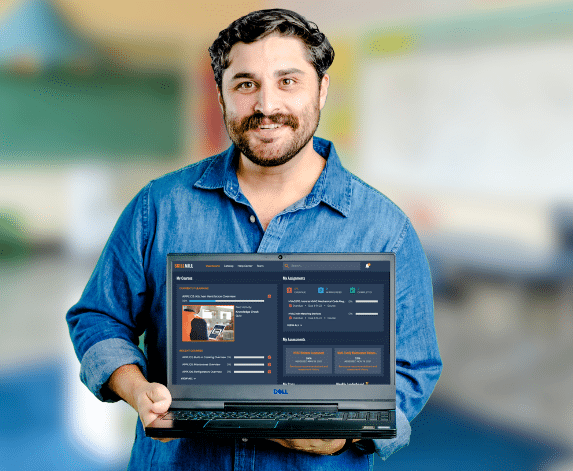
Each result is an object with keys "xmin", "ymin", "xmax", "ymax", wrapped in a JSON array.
[
  {"xmin": 182, "ymin": 307, "xmax": 199, "ymax": 341},
  {"xmin": 67, "ymin": 9, "xmax": 442, "ymax": 470},
  {"xmin": 182, "ymin": 307, "xmax": 208, "ymax": 341}
]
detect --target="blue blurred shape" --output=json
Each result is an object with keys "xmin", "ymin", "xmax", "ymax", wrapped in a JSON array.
[
  {"xmin": 552, "ymin": 204, "xmax": 573, "ymax": 252},
  {"xmin": 374, "ymin": 399, "xmax": 570, "ymax": 470},
  {"xmin": 0, "ymin": 360, "xmax": 122, "ymax": 471},
  {"xmin": 0, "ymin": 0, "xmax": 98, "ymax": 68}
]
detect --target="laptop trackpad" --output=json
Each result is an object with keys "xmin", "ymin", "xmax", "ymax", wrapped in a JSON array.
[{"xmin": 205, "ymin": 419, "xmax": 278, "ymax": 429}]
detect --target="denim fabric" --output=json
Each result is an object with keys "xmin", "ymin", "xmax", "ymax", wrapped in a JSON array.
[{"xmin": 67, "ymin": 137, "xmax": 442, "ymax": 468}]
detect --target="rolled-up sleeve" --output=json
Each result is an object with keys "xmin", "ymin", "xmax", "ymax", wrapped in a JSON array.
[
  {"xmin": 368, "ymin": 406, "xmax": 411, "ymax": 459},
  {"xmin": 80, "ymin": 338, "xmax": 148, "ymax": 401},
  {"xmin": 366, "ymin": 219, "xmax": 442, "ymax": 459},
  {"xmin": 66, "ymin": 185, "xmax": 151, "ymax": 401},
  {"xmin": 352, "ymin": 220, "xmax": 441, "ymax": 460},
  {"xmin": 392, "ymin": 220, "xmax": 442, "ymax": 422}
]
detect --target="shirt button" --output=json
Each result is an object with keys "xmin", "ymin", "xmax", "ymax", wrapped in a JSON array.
[{"xmin": 249, "ymin": 215, "xmax": 256, "ymax": 223}]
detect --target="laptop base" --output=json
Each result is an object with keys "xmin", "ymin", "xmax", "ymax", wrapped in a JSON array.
[{"xmin": 146, "ymin": 408, "xmax": 396, "ymax": 439}]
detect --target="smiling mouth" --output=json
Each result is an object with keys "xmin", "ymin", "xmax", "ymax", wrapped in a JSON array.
[
  {"xmin": 258, "ymin": 124, "xmax": 283, "ymax": 130},
  {"xmin": 236, "ymin": 112, "xmax": 299, "ymax": 134}
]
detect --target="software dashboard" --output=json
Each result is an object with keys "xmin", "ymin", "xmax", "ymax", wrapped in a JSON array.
[{"xmin": 169, "ymin": 257, "xmax": 391, "ymax": 387}]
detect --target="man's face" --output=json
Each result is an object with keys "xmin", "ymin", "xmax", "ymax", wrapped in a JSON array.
[{"xmin": 218, "ymin": 34, "xmax": 329, "ymax": 167}]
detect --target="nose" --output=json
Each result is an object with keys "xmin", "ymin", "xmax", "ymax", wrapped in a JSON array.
[{"xmin": 254, "ymin": 82, "xmax": 281, "ymax": 116}]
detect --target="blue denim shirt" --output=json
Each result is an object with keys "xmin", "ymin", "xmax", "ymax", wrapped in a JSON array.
[{"xmin": 67, "ymin": 137, "xmax": 442, "ymax": 470}]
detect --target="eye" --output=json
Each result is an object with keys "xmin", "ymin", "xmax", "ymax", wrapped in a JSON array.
[
  {"xmin": 281, "ymin": 78, "xmax": 294, "ymax": 86},
  {"xmin": 237, "ymin": 81, "xmax": 255, "ymax": 90}
]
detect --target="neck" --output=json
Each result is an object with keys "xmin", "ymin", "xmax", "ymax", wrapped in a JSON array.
[{"xmin": 236, "ymin": 139, "xmax": 326, "ymax": 230}]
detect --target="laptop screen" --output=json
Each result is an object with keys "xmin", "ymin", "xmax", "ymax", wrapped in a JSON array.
[{"xmin": 167, "ymin": 253, "xmax": 395, "ymax": 401}]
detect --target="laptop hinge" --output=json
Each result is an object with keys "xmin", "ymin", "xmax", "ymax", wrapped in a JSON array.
[{"xmin": 224, "ymin": 403, "xmax": 338, "ymax": 412}]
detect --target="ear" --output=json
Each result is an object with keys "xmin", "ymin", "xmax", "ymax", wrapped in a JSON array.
[
  {"xmin": 217, "ymin": 86, "xmax": 224, "ymax": 112},
  {"xmin": 319, "ymin": 73, "xmax": 329, "ymax": 110}
]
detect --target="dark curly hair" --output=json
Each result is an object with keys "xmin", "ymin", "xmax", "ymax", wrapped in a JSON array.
[{"xmin": 208, "ymin": 9, "xmax": 334, "ymax": 89}]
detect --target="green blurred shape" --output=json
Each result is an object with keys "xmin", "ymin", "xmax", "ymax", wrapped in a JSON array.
[
  {"xmin": 0, "ymin": 66, "xmax": 183, "ymax": 160},
  {"xmin": 362, "ymin": 3, "xmax": 573, "ymax": 59},
  {"xmin": 0, "ymin": 209, "xmax": 30, "ymax": 261}
]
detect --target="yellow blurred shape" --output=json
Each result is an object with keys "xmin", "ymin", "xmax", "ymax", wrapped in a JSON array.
[
  {"xmin": 364, "ymin": 28, "xmax": 419, "ymax": 57},
  {"xmin": 328, "ymin": 37, "xmax": 355, "ymax": 84},
  {"xmin": 320, "ymin": 37, "xmax": 356, "ymax": 145},
  {"xmin": 59, "ymin": 0, "xmax": 264, "ymax": 39}
]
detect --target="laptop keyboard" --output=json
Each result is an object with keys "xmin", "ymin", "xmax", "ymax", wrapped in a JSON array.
[{"xmin": 164, "ymin": 410, "xmax": 389, "ymax": 421}]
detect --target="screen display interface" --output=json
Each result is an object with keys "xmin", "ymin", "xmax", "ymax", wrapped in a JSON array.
[{"xmin": 170, "ymin": 258, "xmax": 391, "ymax": 387}]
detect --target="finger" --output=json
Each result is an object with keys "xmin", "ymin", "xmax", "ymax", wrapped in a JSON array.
[
  {"xmin": 149, "ymin": 398, "xmax": 170, "ymax": 413},
  {"xmin": 150, "ymin": 402, "xmax": 169, "ymax": 412},
  {"xmin": 313, "ymin": 439, "xmax": 346, "ymax": 454},
  {"xmin": 267, "ymin": 438, "xmax": 346, "ymax": 455},
  {"xmin": 305, "ymin": 439, "xmax": 345, "ymax": 455},
  {"xmin": 154, "ymin": 437, "xmax": 176, "ymax": 443}
]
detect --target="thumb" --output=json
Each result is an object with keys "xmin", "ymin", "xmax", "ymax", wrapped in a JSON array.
[{"xmin": 150, "ymin": 399, "xmax": 170, "ymax": 414}]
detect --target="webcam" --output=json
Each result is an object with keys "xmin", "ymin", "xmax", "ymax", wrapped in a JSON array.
[{"xmin": 278, "ymin": 255, "xmax": 283, "ymax": 260}]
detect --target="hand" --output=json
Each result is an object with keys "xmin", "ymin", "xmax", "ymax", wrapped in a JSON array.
[
  {"xmin": 107, "ymin": 364, "xmax": 175, "ymax": 443},
  {"xmin": 268, "ymin": 438, "xmax": 358, "ymax": 455},
  {"xmin": 133, "ymin": 381, "xmax": 174, "ymax": 442}
]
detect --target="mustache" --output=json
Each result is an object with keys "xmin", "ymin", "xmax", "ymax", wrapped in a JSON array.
[{"xmin": 236, "ymin": 112, "xmax": 299, "ymax": 133}]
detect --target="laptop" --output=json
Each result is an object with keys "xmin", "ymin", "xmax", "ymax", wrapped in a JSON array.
[{"xmin": 145, "ymin": 253, "xmax": 396, "ymax": 439}]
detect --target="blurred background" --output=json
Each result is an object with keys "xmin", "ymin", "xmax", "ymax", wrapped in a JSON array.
[{"xmin": 1, "ymin": 0, "xmax": 572, "ymax": 469}]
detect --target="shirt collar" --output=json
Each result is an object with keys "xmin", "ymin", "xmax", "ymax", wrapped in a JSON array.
[{"xmin": 195, "ymin": 136, "xmax": 351, "ymax": 217}]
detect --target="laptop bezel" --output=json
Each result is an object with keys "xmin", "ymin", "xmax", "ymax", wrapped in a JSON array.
[{"xmin": 166, "ymin": 253, "xmax": 395, "ymax": 406}]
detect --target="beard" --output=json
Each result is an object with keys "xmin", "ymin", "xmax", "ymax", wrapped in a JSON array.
[{"xmin": 221, "ymin": 96, "xmax": 321, "ymax": 167}]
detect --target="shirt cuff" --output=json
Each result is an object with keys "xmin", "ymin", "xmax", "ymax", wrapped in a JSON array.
[
  {"xmin": 371, "ymin": 406, "xmax": 411, "ymax": 460},
  {"xmin": 80, "ymin": 337, "xmax": 148, "ymax": 402}
]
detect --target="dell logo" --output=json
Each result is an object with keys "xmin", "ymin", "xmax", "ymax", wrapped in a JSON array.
[{"xmin": 273, "ymin": 389, "xmax": 288, "ymax": 395}]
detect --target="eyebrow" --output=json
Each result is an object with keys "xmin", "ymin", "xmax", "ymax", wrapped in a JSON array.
[
  {"xmin": 229, "ymin": 68, "xmax": 306, "ymax": 82},
  {"xmin": 230, "ymin": 72, "xmax": 256, "ymax": 81},
  {"xmin": 276, "ymin": 68, "xmax": 305, "ymax": 77}
]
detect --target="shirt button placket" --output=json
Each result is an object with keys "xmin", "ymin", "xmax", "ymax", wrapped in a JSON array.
[{"xmin": 257, "ymin": 213, "xmax": 288, "ymax": 253}]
